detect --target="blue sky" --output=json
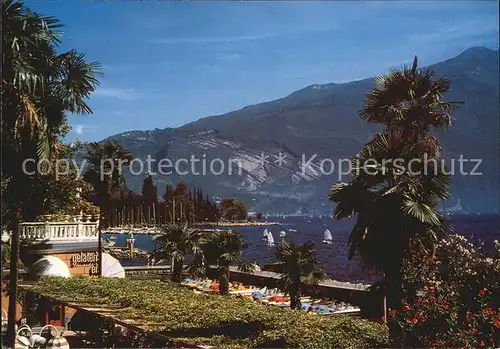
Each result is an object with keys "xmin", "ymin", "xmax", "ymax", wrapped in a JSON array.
[{"xmin": 28, "ymin": 0, "xmax": 499, "ymax": 141}]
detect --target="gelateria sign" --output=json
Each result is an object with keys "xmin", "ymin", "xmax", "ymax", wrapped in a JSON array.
[{"xmin": 70, "ymin": 252, "xmax": 99, "ymax": 275}]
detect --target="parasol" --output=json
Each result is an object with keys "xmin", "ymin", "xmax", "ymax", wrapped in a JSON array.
[{"xmin": 101, "ymin": 253, "xmax": 125, "ymax": 278}]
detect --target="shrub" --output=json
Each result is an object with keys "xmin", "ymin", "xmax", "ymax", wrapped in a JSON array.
[
  {"xmin": 395, "ymin": 235, "xmax": 500, "ymax": 348},
  {"xmin": 26, "ymin": 277, "xmax": 388, "ymax": 348}
]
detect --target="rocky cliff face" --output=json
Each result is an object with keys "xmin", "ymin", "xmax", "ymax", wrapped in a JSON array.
[{"xmin": 104, "ymin": 47, "xmax": 500, "ymax": 214}]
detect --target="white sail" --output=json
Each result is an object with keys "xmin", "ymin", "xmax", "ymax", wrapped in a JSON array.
[
  {"xmin": 262, "ymin": 229, "xmax": 269, "ymax": 238},
  {"xmin": 267, "ymin": 231, "xmax": 275, "ymax": 246},
  {"xmin": 324, "ymin": 229, "xmax": 332, "ymax": 241}
]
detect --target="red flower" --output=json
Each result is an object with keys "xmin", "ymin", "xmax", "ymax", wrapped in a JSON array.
[
  {"xmin": 438, "ymin": 300, "xmax": 449, "ymax": 307},
  {"xmin": 478, "ymin": 288, "xmax": 487, "ymax": 297},
  {"xmin": 403, "ymin": 305, "xmax": 411, "ymax": 312},
  {"xmin": 479, "ymin": 341, "xmax": 485, "ymax": 347},
  {"xmin": 388, "ymin": 309, "xmax": 396, "ymax": 317},
  {"xmin": 494, "ymin": 316, "xmax": 500, "ymax": 328},
  {"xmin": 482, "ymin": 308, "xmax": 494, "ymax": 317},
  {"xmin": 472, "ymin": 328, "xmax": 479, "ymax": 334},
  {"xmin": 425, "ymin": 286, "xmax": 436, "ymax": 294},
  {"xmin": 406, "ymin": 317, "xmax": 419, "ymax": 325}
]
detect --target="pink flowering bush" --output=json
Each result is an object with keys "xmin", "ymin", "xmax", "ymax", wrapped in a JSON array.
[{"xmin": 393, "ymin": 235, "xmax": 500, "ymax": 348}]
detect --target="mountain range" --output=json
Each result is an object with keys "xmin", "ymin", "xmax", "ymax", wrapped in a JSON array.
[{"xmin": 103, "ymin": 47, "xmax": 500, "ymax": 214}]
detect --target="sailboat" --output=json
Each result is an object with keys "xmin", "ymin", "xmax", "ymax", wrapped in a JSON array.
[
  {"xmin": 262, "ymin": 229, "xmax": 269, "ymax": 241},
  {"xmin": 267, "ymin": 231, "xmax": 275, "ymax": 247},
  {"xmin": 323, "ymin": 229, "xmax": 333, "ymax": 245}
]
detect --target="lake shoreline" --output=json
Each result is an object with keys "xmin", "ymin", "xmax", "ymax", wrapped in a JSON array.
[{"xmin": 195, "ymin": 221, "xmax": 280, "ymax": 227}]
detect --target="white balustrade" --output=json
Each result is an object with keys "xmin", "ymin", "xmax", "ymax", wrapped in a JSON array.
[{"xmin": 19, "ymin": 217, "xmax": 99, "ymax": 242}]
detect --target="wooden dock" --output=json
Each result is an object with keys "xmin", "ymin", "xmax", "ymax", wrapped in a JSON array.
[{"xmin": 123, "ymin": 265, "xmax": 371, "ymax": 291}]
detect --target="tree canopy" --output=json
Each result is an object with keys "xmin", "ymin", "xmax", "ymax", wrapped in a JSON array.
[{"xmin": 220, "ymin": 198, "xmax": 247, "ymax": 221}]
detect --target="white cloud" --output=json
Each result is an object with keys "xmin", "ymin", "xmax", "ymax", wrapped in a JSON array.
[
  {"xmin": 149, "ymin": 33, "xmax": 282, "ymax": 45},
  {"xmin": 74, "ymin": 125, "xmax": 85, "ymax": 135},
  {"xmin": 93, "ymin": 87, "xmax": 140, "ymax": 100},
  {"xmin": 216, "ymin": 52, "xmax": 242, "ymax": 62},
  {"xmin": 149, "ymin": 26, "xmax": 337, "ymax": 46},
  {"xmin": 74, "ymin": 124, "xmax": 96, "ymax": 135},
  {"xmin": 408, "ymin": 19, "xmax": 499, "ymax": 44}
]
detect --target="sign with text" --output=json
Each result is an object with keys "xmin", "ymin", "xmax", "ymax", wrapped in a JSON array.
[{"xmin": 70, "ymin": 252, "xmax": 99, "ymax": 275}]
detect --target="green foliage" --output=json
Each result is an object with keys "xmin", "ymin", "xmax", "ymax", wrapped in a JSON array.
[
  {"xmin": 2, "ymin": 0, "xmax": 101, "ymax": 168},
  {"xmin": 393, "ymin": 236, "xmax": 500, "ymax": 347},
  {"xmin": 141, "ymin": 175, "xmax": 158, "ymax": 203},
  {"xmin": 328, "ymin": 57, "xmax": 459, "ymax": 310},
  {"xmin": 328, "ymin": 56, "xmax": 461, "ymax": 344},
  {"xmin": 1, "ymin": 242, "xmax": 11, "ymax": 267},
  {"xmin": 109, "ymin": 182, "xmax": 219, "ymax": 226},
  {"xmin": 361, "ymin": 56, "xmax": 461, "ymax": 136},
  {"xmin": 220, "ymin": 198, "xmax": 247, "ymax": 221},
  {"xmin": 2, "ymin": 1, "xmax": 101, "ymax": 345},
  {"xmin": 1, "ymin": 0, "xmax": 102, "ymax": 228},
  {"xmin": 197, "ymin": 230, "xmax": 255, "ymax": 295},
  {"xmin": 82, "ymin": 140, "xmax": 133, "ymax": 224},
  {"xmin": 275, "ymin": 240, "xmax": 326, "ymax": 309},
  {"xmin": 27, "ymin": 277, "xmax": 388, "ymax": 348},
  {"xmin": 152, "ymin": 222, "xmax": 202, "ymax": 282},
  {"xmin": 1, "ymin": 141, "xmax": 99, "ymax": 226}
]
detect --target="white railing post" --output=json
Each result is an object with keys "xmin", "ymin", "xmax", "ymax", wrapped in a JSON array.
[
  {"xmin": 18, "ymin": 218, "xmax": 100, "ymax": 243},
  {"xmin": 77, "ymin": 222, "xmax": 82, "ymax": 238},
  {"xmin": 44, "ymin": 222, "xmax": 50, "ymax": 239}
]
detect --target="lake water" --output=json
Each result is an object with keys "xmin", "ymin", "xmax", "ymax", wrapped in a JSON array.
[{"xmin": 105, "ymin": 214, "xmax": 500, "ymax": 283}]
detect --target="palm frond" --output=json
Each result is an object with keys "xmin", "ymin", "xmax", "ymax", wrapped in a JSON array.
[
  {"xmin": 237, "ymin": 261, "xmax": 257, "ymax": 274},
  {"xmin": 402, "ymin": 198, "xmax": 440, "ymax": 226},
  {"xmin": 303, "ymin": 271, "xmax": 327, "ymax": 285}
]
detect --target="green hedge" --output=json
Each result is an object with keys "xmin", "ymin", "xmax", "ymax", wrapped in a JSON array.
[{"xmin": 27, "ymin": 277, "xmax": 388, "ymax": 348}]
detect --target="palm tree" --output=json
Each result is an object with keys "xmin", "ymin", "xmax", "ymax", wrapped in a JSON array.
[
  {"xmin": 2, "ymin": 1, "xmax": 101, "ymax": 346},
  {"xmin": 360, "ymin": 56, "xmax": 462, "ymax": 141},
  {"xmin": 152, "ymin": 222, "xmax": 202, "ymax": 282},
  {"xmin": 83, "ymin": 141, "xmax": 133, "ymax": 276},
  {"xmin": 274, "ymin": 240, "xmax": 325, "ymax": 309},
  {"xmin": 199, "ymin": 230, "xmax": 255, "ymax": 295},
  {"xmin": 329, "ymin": 57, "xmax": 460, "ymax": 342}
]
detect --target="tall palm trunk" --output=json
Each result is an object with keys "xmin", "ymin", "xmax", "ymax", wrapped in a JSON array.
[
  {"xmin": 386, "ymin": 267, "xmax": 404, "ymax": 346},
  {"xmin": 6, "ymin": 207, "xmax": 21, "ymax": 348},
  {"xmin": 98, "ymin": 208, "xmax": 103, "ymax": 276},
  {"xmin": 98, "ymin": 197, "xmax": 111, "ymax": 277},
  {"xmin": 219, "ymin": 264, "xmax": 230, "ymax": 295},
  {"xmin": 171, "ymin": 258, "xmax": 183, "ymax": 283},
  {"xmin": 289, "ymin": 279, "xmax": 302, "ymax": 309}
]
